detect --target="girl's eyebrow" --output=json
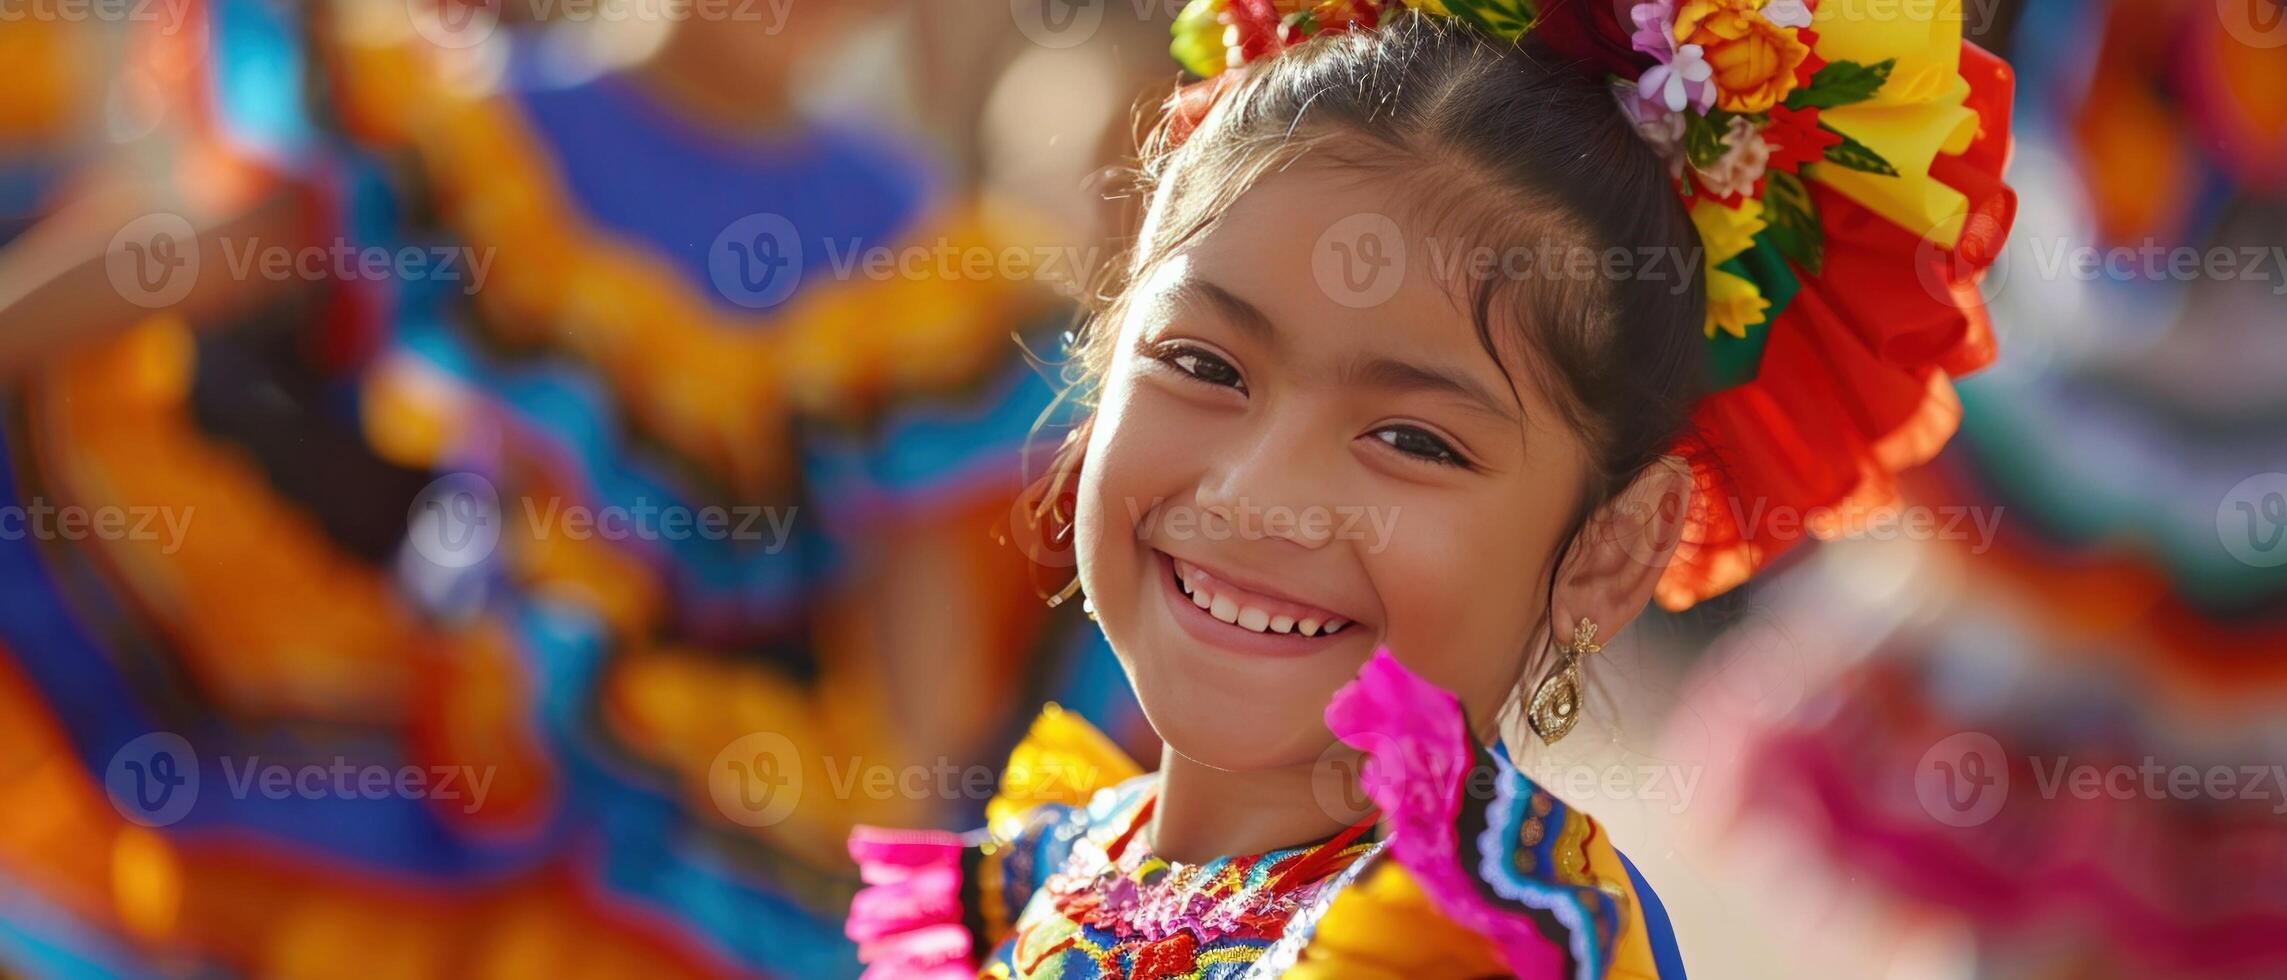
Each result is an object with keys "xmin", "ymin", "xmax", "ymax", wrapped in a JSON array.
[
  {"xmin": 1169, "ymin": 277, "xmax": 1276, "ymax": 345},
  {"xmin": 1168, "ymin": 275, "xmax": 1522, "ymax": 427},
  {"xmin": 1336, "ymin": 355, "xmax": 1522, "ymax": 426}
]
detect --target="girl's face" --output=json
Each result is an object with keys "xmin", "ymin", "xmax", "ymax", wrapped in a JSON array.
[{"xmin": 1075, "ymin": 161, "xmax": 1597, "ymax": 773}]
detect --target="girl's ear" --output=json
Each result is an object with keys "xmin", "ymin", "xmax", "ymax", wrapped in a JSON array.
[{"xmin": 1549, "ymin": 455, "xmax": 1693, "ymax": 644}]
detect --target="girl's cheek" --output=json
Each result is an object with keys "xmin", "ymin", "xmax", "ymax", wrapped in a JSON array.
[{"xmin": 1374, "ymin": 504, "xmax": 1544, "ymax": 709}]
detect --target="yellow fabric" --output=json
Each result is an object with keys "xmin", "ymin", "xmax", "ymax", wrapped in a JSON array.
[
  {"xmin": 1808, "ymin": 0, "xmax": 1984, "ymax": 247},
  {"xmin": 1584, "ymin": 830, "xmax": 1662, "ymax": 980},
  {"xmin": 1288, "ymin": 815, "xmax": 1669, "ymax": 980},
  {"xmin": 983, "ymin": 705, "xmax": 1145, "ymax": 840},
  {"xmin": 1286, "ymin": 864, "xmax": 1508, "ymax": 979}
]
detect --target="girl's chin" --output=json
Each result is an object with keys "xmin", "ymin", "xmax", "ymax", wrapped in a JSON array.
[{"xmin": 1131, "ymin": 683, "xmax": 1336, "ymax": 772}]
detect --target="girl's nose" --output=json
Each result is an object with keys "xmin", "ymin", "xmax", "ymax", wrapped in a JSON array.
[{"xmin": 1193, "ymin": 417, "xmax": 1342, "ymax": 550}]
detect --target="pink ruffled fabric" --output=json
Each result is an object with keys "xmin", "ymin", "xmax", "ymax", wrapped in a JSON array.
[
  {"xmin": 1322, "ymin": 648, "xmax": 1570, "ymax": 979},
  {"xmin": 846, "ymin": 827, "xmax": 975, "ymax": 980}
]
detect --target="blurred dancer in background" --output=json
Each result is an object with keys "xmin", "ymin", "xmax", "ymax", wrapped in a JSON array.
[
  {"xmin": 0, "ymin": 1, "xmax": 1130, "ymax": 975},
  {"xmin": 1669, "ymin": 1, "xmax": 2287, "ymax": 975}
]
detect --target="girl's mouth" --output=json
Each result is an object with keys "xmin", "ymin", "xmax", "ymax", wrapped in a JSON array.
[{"xmin": 1154, "ymin": 549, "xmax": 1363, "ymax": 657}]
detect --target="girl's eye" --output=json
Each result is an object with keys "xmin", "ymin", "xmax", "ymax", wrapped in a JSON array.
[
  {"xmin": 1151, "ymin": 343, "xmax": 1246, "ymax": 392},
  {"xmin": 1372, "ymin": 425, "xmax": 1470, "ymax": 469}
]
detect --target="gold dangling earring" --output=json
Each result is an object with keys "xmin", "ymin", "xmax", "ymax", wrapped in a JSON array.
[
  {"xmin": 1046, "ymin": 580, "xmax": 1095, "ymax": 619},
  {"xmin": 1040, "ymin": 496, "xmax": 1090, "ymax": 618},
  {"xmin": 1526, "ymin": 618, "xmax": 1603, "ymax": 745},
  {"xmin": 1022, "ymin": 421, "xmax": 1094, "ymax": 620}
]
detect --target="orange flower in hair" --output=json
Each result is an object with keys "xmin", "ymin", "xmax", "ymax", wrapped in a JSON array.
[{"xmin": 1674, "ymin": 0, "xmax": 1811, "ymax": 112}]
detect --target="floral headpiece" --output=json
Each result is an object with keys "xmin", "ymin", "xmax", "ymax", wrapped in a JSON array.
[{"xmin": 1170, "ymin": 0, "xmax": 2017, "ymax": 609}]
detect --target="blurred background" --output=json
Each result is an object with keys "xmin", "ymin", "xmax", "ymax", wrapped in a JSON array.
[{"xmin": 0, "ymin": 0, "xmax": 2281, "ymax": 977}]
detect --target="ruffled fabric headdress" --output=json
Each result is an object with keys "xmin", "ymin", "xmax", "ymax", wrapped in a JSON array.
[{"xmin": 1169, "ymin": 0, "xmax": 2016, "ymax": 609}]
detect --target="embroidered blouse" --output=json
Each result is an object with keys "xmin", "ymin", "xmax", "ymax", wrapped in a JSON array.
[{"xmin": 848, "ymin": 651, "xmax": 1688, "ymax": 979}]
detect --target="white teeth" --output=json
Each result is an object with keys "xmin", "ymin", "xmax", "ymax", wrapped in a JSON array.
[{"xmin": 1175, "ymin": 560, "xmax": 1354, "ymax": 637}]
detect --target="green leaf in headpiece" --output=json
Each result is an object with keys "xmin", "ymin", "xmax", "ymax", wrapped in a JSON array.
[
  {"xmin": 1434, "ymin": 0, "xmax": 1539, "ymax": 40},
  {"xmin": 1761, "ymin": 170, "xmax": 1825, "ymax": 276},
  {"xmin": 1684, "ymin": 112, "xmax": 1733, "ymax": 171},
  {"xmin": 1784, "ymin": 59, "xmax": 1895, "ymax": 112},
  {"xmin": 1821, "ymin": 127, "xmax": 1900, "ymax": 177}
]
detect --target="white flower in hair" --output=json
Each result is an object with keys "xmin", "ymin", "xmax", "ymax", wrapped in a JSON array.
[
  {"xmin": 1639, "ymin": 43, "xmax": 1715, "ymax": 113},
  {"xmin": 1697, "ymin": 116, "xmax": 1772, "ymax": 199}
]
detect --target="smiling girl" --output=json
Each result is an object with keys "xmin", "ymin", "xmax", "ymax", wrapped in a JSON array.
[{"xmin": 849, "ymin": 1, "xmax": 2014, "ymax": 976}]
